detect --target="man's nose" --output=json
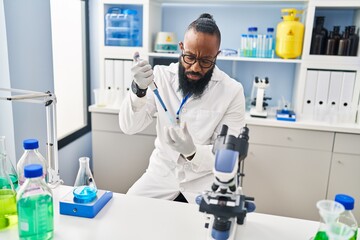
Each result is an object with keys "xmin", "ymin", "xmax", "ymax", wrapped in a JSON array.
[{"xmin": 190, "ymin": 60, "xmax": 202, "ymax": 72}]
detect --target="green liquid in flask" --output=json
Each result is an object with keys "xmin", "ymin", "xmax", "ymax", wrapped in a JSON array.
[
  {"xmin": 314, "ymin": 231, "xmax": 328, "ymax": 240},
  {"xmin": 0, "ymin": 189, "xmax": 18, "ymax": 230},
  {"xmin": 0, "ymin": 174, "xmax": 18, "ymax": 190},
  {"xmin": 17, "ymin": 194, "xmax": 53, "ymax": 240}
]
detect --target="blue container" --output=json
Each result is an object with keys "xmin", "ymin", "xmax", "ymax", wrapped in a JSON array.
[{"xmin": 123, "ymin": 9, "xmax": 140, "ymax": 46}]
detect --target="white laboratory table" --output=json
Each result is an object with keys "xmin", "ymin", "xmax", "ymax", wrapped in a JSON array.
[{"xmin": 0, "ymin": 185, "xmax": 320, "ymax": 240}]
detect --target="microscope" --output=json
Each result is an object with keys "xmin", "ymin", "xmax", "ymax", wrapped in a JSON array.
[
  {"xmin": 197, "ymin": 125, "xmax": 255, "ymax": 240},
  {"xmin": 250, "ymin": 76, "xmax": 271, "ymax": 118}
]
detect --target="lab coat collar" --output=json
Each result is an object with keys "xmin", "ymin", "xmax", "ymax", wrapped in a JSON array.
[{"xmin": 168, "ymin": 62, "xmax": 222, "ymax": 102}]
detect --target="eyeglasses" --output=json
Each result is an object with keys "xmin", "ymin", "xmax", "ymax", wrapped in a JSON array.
[{"xmin": 181, "ymin": 52, "xmax": 217, "ymax": 69}]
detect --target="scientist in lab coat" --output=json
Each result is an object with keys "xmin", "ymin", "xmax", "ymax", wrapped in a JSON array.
[{"xmin": 119, "ymin": 13, "xmax": 245, "ymax": 203}]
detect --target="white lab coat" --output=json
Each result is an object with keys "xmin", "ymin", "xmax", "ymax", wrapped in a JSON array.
[{"xmin": 119, "ymin": 62, "xmax": 245, "ymax": 203}]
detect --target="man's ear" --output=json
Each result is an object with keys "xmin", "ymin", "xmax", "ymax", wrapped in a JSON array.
[{"xmin": 179, "ymin": 41, "xmax": 184, "ymax": 51}]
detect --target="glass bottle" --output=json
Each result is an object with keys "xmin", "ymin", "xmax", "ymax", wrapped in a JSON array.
[
  {"xmin": 266, "ymin": 27, "xmax": 275, "ymax": 58},
  {"xmin": 17, "ymin": 164, "xmax": 53, "ymax": 239},
  {"xmin": 0, "ymin": 136, "xmax": 18, "ymax": 190},
  {"xmin": 310, "ymin": 16, "xmax": 328, "ymax": 55},
  {"xmin": 73, "ymin": 157, "xmax": 97, "ymax": 203},
  {"xmin": 17, "ymin": 139, "xmax": 48, "ymax": 186},
  {"xmin": 348, "ymin": 26, "xmax": 359, "ymax": 56},
  {"xmin": 332, "ymin": 26, "xmax": 341, "ymax": 55},
  {"xmin": 338, "ymin": 27, "xmax": 350, "ymax": 56},
  {"xmin": 325, "ymin": 32, "xmax": 336, "ymax": 55},
  {"xmin": 0, "ymin": 145, "xmax": 18, "ymax": 230},
  {"xmin": 335, "ymin": 194, "xmax": 358, "ymax": 240}
]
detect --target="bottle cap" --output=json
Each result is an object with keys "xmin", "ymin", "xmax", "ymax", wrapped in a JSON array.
[
  {"xmin": 267, "ymin": 28, "xmax": 274, "ymax": 32},
  {"xmin": 335, "ymin": 194, "xmax": 355, "ymax": 210},
  {"xmin": 24, "ymin": 164, "xmax": 43, "ymax": 178},
  {"xmin": 23, "ymin": 139, "xmax": 39, "ymax": 150}
]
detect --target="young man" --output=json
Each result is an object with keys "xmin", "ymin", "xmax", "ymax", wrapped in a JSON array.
[{"xmin": 119, "ymin": 13, "xmax": 245, "ymax": 203}]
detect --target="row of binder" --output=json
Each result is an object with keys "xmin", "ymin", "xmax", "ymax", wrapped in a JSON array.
[
  {"xmin": 102, "ymin": 59, "xmax": 133, "ymax": 108},
  {"xmin": 302, "ymin": 70, "xmax": 357, "ymax": 124}
]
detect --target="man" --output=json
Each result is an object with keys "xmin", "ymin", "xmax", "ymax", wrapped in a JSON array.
[{"xmin": 119, "ymin": 13, "xmax": 245, "ymax": 203}]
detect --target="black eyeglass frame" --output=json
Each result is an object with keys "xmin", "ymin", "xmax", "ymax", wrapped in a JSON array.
[{"xmin": 180, "ymin": 51, "xmax": 219, "ymax": 69}]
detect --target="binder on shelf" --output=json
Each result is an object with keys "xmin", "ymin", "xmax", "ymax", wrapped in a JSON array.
[
  {"xmin": 114, "ymin": 60, "xmax": 124, "ymax": 91},
  {"xmin": 302, "ymin": 70, "xmax": 318, "ymax": 118},
  {"xmin": 339, "ymin": 71, "xmax": 356, "ymax": 123},
  {"xmin": 104, "ymin": 59, "xmax": 114, "ymax": 90},
  {"xmin": 123, "ymin": 60, "xmax": 133, "ymax": 93},
  {"xmin": 339, "ymin": 72, "xmax": 356, "ymax": 113},
  {"xmin": 112, "ymin": 60, "xmax": 125, "ymax": 108},
  {"xmin": 314, "ymin": 70, "xmax": 331, "ymax": 121},
  {"xmin": 327, "ymin": 71, "xmax": 343, "ymax": 111}
]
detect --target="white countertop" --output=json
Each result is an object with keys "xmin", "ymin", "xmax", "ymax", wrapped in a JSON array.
[
  {"xmin": 0, "ymin": 185, "xmax": 320, "ymax": 240},
  {"xmin": 89, "ymin": 105, "xmax": 360, "ymax": 134}
]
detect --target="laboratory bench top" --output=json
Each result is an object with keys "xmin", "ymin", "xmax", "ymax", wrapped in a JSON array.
[
  {"xmin": 0, "ymin": 185, "xmax": 320, "ymax": 240},
  {"xmin": 89, "ymin": 105, "xmax": 360, "ymax": 134}
]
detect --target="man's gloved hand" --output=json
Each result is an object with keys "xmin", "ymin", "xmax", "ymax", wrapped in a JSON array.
[
  {"xmin": 164, "ymin": 123, "xmax": 196, "ymax": 159},
  {"xmin": 131, "ymin": 59, "xmax": 154, "ymax": 89}
]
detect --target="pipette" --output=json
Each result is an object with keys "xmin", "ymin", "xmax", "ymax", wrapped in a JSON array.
[{"xmin": 133, "ymin": 52, "xmax": 175, "ymax": 124}]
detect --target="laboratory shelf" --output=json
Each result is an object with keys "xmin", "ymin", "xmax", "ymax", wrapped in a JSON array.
[
  {"xmin": 245, "ymin": 112, "xmax": 360, "ymax": 134},
  {"xmin": 147, "ymin": 52, "xmax": 302, "ymax": 64}
]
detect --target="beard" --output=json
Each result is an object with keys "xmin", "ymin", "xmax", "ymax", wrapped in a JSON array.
[{"xmin": 178, "ymin": 58, "xmax": 215, "ymax": 98}]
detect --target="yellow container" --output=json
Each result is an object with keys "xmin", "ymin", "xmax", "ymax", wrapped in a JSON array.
[{"xmin": 275, "ymin": 9, "xmax": 305, "ymax": 59}]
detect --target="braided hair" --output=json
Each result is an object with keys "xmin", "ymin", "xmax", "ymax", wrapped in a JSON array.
[{"xmin": 187, "ymin": 13, "xmax": 221, "ymax": 46}]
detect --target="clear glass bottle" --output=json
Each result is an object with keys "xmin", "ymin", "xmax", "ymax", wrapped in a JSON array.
[
  {"xmin": 0, "ymin": 144, "xmax": 18, "ymax": 230},
  {"xmin": 0, "ymin": 136, "xmax": 18, "ymax": 190},
  {"xmin": 17, "ymin": 164, "xmax": 53, "ymax": 239},
  {"xmin": 73, "ymin": 157, "xmax": 97, "ymax": 203},
  {"xmin": 266, "ymin": 27, "xmax": 275, "ymax": 58},
  {"xmin": 335, "ymin": 194, "xmax": 358, "ymax": 240},
  {"xmin": 17, "ymin": 139, "xmax": 48, "ymax": 186}
]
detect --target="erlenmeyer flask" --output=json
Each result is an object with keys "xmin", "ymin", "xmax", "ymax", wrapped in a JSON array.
[
  {"xmin": 73, "ymin": 157, "xmax": 97, "ymax": 203},
  {"xmin": 0, "ymin": 136, "xmax": 18, "ymax": 190},
  {"xmin": 313, "ymin": 200, "xmax": 345, "ymax": 240},
  {"xmin": 0, "ymin": 139, "xmax": 18, "ymax": 230}
]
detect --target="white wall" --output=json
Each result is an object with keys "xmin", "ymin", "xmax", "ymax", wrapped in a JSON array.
[
  {"xmin": 2, "ymin": 0, "xmax": 92, "ymax": 185},
  {"xmin": 0, "ymin": 0, "xmax": 16, "ymax": 166}
]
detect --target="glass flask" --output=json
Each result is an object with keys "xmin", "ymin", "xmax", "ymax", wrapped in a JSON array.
[
  {"xmin": 0, "ymin": 136, "xmax": 18, "ymax": 190},
  {"xmin": 313, "ymin": 200, "xmax": 345, "ymax": 240},
  {"xmin": 17, "ymin": 164, "xmax": 53, "ymax": 239},
  {"xmin": 0, "ymin": 137, "xmax": 18, "ymax": 230},
  {"xmin": 73, "ymin": 157, "xmax": 97, "ymax": 203}
]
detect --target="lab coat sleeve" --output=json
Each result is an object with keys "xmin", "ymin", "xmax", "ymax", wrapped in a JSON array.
[
  {"xmin": 119, "ymin": 89, "xmax": 156, "ymax": 135},
  {"xmin": 187, "ymin": 85, "xmax": 245, "ymax": 174}
]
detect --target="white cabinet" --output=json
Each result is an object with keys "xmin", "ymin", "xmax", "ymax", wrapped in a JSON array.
[
  {"xmin": 90, "ymin": 108, "xmax": 156, "ymax": 193},
  {"xmin": 327, "ymin": 133, "xmax": 360, "ymax": 222},
  {"xmin": 242, "ymin": 125, "xmax": 334, "ymax": 221}
]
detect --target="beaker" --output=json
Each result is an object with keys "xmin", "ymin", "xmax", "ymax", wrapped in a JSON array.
[
  {"xmin": 73, "ymin": 157, "xmax": 97, "ymax": 203},
  {"xmin": 326, "ymin": 222, "xmax": 354, "ymax": 240}
]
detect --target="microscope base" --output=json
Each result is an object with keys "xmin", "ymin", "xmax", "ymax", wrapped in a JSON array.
[{"xmin": 250, "ymin": 108, "xmax": 268, "ymax": 118}]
